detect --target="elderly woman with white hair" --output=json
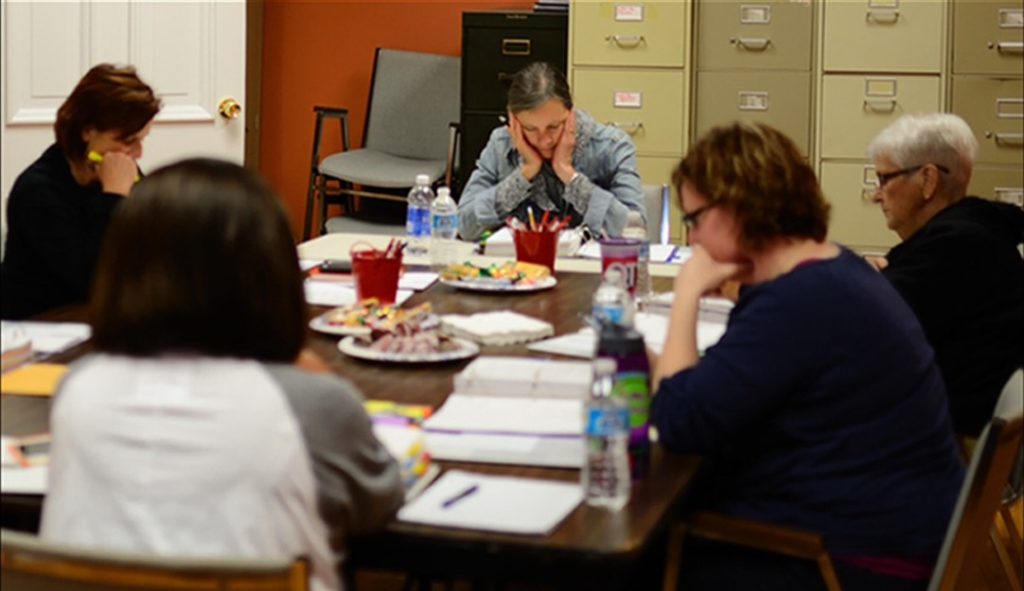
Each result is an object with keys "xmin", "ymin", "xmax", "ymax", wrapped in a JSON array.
[{"xmin": 867, "ymin": 113, "xmax": 1023, "ymax": 437}]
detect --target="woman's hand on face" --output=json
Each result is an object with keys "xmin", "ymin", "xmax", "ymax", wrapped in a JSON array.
[
  {"xmin": 675, "ymin": 245, "xmax": 748, "ymax": 299},
  {"xmin": 509, "ymin": 112, "xmax": 542, "ymax": 181},
  {"xmin": 95, "ymin": 151, "xmax": 137, "ymax": 196},
  {"xmin": 552, "ymin": 109, "xmax": 577, "ymax": 184}
]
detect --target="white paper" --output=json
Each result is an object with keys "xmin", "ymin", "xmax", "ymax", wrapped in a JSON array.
[
  {"xmin": 453, "ymin": 357, "xmax": 591, "ymax": 399},
  {"xmin": 303, "ymin": 281, "xmax": 413, "ymax": 307},
  {"xmin": 575, "ymin": 241, "xmax": 682, "ymax": 264},
  {"xmin": 425, "ymin": 394, "xmax": 582, "ymax": 436},
  {"xmin": 0, "ymin": 321, "xmax": 91, "ymax": 355},
  {"xmin": 305, "ymin": 272, "xmax": 437, "ymax": 292},
  {"xmin": 425, "ymin": 432, "xmax": 583, "ymax": 468},
  {"xmin": 0, "ymin": 465, "xmax": 48, "ymax": 494},
  {"xmin": 527, "ymin": 312, "xmax": 727, "ymax": 358},
  {"xmin": 483, "ymin": 227, "xmax": 584, "ymax": 257},
  {"xmin": 299, "ymin": 258, "xmax": 323, "ymax": 272},
  {"xmin": 398, "ymin": 469, "xmax": 583, "ymax": 535}
]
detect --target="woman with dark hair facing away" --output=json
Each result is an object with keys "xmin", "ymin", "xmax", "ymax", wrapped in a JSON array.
[
  {"xmin": 39, "ymin": 159, "xmax": 405, "ymax": 591},
  {"xmin": 2, "ymin": 63, "xmax": 160, "ymax": 319},
  {"xmin": 457, "ymin": 62, "xmax": 644, "ymax": 241},
  {"xmin": 651, "ymin": 122, "xmax": 964, "ymax": 590}
]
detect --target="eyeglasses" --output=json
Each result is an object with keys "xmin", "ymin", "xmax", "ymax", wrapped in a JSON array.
[
  {"xmin": 875, "ymin": 163, "xmax": 949, "ymax": 189},
  {"xmin": 681, "ymin": 204, "xmax": 714, "ymax": 229}
]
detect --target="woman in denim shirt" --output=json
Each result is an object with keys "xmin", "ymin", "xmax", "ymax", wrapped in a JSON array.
[{"xmin": 457, "ymin": 62, "xmax": 644, "ymax": 241}]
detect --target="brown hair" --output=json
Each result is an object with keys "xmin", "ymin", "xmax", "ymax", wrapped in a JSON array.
[
  {"xmin": 90, "ymin": 159, "xmax": 306, "ymax": 361},
  {"xmin": 673, "ymin": 122, "xmax": 830, "ymax": 251},
  {"xmin": 507, "ymin": 62, "xmax": 573, "ymax": 113},
  {"xmin": 54, "ymin": 64, "xmax": 161, "ymax": 162}
]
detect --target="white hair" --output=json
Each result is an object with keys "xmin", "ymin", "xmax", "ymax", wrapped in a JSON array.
[{"xmin": 867, "ymin": 113, "xmax": 978, "ymax": 193}]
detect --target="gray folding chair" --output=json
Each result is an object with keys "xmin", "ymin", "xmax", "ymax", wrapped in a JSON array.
[
  {"xmin": 304, "ymin": 48, "xmax": 461, "ymax": 240},
  {"xmin": 0, "ymin": 529, "xmax": 308, "ymax": 591},
  {"xmin": 643, "ymin": 184, "xmax": 669, "ymax": 244}
]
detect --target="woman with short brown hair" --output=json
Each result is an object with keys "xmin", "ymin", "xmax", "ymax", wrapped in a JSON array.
[
  {"xmin": 2, "ymin": 63, "xmax": 161, "ymax": 319},
  {"xmin": 653, "ymin": 122, "xmax": 964, "ymax": 590}
]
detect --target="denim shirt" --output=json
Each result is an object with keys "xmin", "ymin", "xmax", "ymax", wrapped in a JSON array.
[{"xmin": 457, "ymin": 109, "xmax": 645, "ymax": 241}]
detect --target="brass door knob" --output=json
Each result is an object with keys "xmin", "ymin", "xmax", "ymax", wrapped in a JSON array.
[{"xmin": 218, "ymin": 97, "xmax": 242, "ymax": 120}]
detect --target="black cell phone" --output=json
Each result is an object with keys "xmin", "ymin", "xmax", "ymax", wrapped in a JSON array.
[{"xmin": 319, "ymin": 259, "xmax": 352, "ymax": 274}]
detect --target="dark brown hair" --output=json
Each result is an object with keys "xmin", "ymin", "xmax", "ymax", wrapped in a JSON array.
[
  {"xmin": 54, "ymin": 64, "xmax": 161, "ymax": 162},
  {"xmin": 507, "ymin": 62, "xmax": 573, "ymax": 113},
  {"xmin": 673, "ymin": 122, "xmax": 830, "ymax": 251},
  {"xmin": 90, "ymin": 159, "xmax": 306, "ymax": 361}
]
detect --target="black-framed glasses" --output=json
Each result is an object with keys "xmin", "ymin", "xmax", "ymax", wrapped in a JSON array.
[
  {"xmin": 681, "ymin": 204, "xmax": 714, "ymax": 229},
  {"xmin": 876, "ymin": 163, "xmax": 949, "ymax": 189}
]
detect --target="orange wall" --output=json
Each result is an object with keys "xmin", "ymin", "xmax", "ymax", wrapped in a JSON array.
[{"xmin": 260, "ymin": 0, "xmax": 535, "ymax": 238}]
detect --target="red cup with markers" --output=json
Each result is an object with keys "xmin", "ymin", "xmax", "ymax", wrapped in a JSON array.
[
  {"xmin": 513, "ymin": 228, "xmax": 560, "ymax": 273},
  {"xmin": 599, "ymin": 238, "xmax": 642, "ymax": 296},
  {"xmin": 351, "ymin": 241, "xmax": 404, "ymax": 304}
]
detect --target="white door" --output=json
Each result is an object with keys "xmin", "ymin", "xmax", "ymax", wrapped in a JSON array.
[{"xmin": 1, "ymin": 1, "xmax": 246, "ymax": 255}]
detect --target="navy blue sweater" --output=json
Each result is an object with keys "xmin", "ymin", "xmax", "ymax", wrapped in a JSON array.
[{"xmin": 652, "ymin": 248, "xmax": 964, "ymax": 557}]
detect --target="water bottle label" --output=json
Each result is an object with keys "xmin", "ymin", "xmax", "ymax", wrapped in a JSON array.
[
  {"xmin": 611, "ymin": 371, "xmax": 650, "ymax": 427},
  {"xmin": 432, "ymin": 213, "xmax": 458, "ymax": 232},
  {"xmin": 593, "ymin": 303, "xmax": 625, "ymax": 325},
  {"xmin": 585, "ymin": 407, "xmax": 629, "ymax": 437},
  {"xmin": 415, "ymin": 208, "xmax": 430, "ymax": 238}
]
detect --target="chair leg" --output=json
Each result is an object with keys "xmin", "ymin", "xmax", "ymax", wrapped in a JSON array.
[
  {"xmin": 990, "ymin": 526, "xmax": 1024, "ymax": 591},
  {"xmin": 304, "ymin": 171, "xmax": 320, "ymax": 241},
  {"xmin": 815, "ymin": 553, "xmax": 843, "ymax": 591},
  {"xmin": 662, "ymin": 524, "xmax": 686, "ymax": 591}
]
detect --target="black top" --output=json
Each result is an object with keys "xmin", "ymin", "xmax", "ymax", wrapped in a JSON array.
[
  {"xmin": 884, "ymin": 196, "xmax": 1024, "ymax": 436},
  {"xmin": 2, "ymin": 144, "xmax": 124, "ymax": 319}
]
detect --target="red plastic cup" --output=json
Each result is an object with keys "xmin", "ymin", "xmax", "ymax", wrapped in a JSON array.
[
  {"xmin": 599, "ymin": 238, "xmax": 642, "ymax": 296},
  {"xmin": 352, "ymin": 249, "xmax": 403, "ymax": 304},
  {"xmin": 513, "ymin": 228, "xmax": 559, "ymax": 273}
]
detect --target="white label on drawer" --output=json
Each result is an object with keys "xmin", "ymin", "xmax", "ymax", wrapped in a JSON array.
[
  {"xmin": 867, "ymin": 0, "xmax": 899, "ymax": 8},
  {"xmin": 999, "ymin": 8, "xmax": 1023, "ymax": 28},
  {"xmin": 613, "ymin": 91, "xmax": 643, "ymax": 108},
  {"xmin": 737, "ymin": 91, "xmax": 769, "ymax": 111},
  {"xmin": 615, "ymin": 4, "xmax": 643, "ymax": 21},
  {"xmin": 865, "ymin": 78, "xmax": 898, "ymax": 97},
  {"xmin": 740, "ymin": 5, "xmax": 772, "ymax": 24}
]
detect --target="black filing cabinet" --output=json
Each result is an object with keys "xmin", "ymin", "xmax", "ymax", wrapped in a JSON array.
[{"xmin": 459, "ymin": 11, "xmax": 568, "ymax": 196}]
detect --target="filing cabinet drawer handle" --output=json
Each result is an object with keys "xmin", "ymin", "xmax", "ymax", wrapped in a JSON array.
[
  {"xmin": 605, "ymin": 35, "xmax": 646, "ymax": 48},
  {"xmin": 861, "ymin": 187, "xmax": 878, "ymax": 203},
  {"xmin": 865, "ymin": 9, "xmax": 900, "ymax": 23},
  {"xmin": 732, "ymin": 37, "xmax": 771, "ymax": 51},
  {"xmin": 608, "ymin": 122, "xmax": 645, "ymax": 135},
  {"xmin": 989, "ymin": 132, "xmax": 1024, "ymax": 146},
  {"xmin": 994, "ymin": 41, "xmax": 1024, "ymax": 55},
  {"xmin": 863, "ymin": 99, "xmax": 897, "ymax": 113},
  {"xmin": 497, "ymin": 72, "xmax": 515, "ymax": 84},
  {"xmin": 501, "ymin": 39, "xmax": 531, "ymax": 56}
]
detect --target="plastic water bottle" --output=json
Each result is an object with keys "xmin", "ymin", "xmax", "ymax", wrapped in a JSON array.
[
  {"xmin": 406, "ymin": 174, "xmax": 433, "ymax": 256},
  {"xmin": 623, "ymin": 210, "xmax": 651, "ymax": 299},
  {"xmin": 430, "ymin": 187, "xmax": 458, "ymax": 269},
  {"xmin": 583, "ymin": 358, "xmax": 631, "ymax": 510},
  {"xmin": 592, "ymin": 267, "xmax": 634, "ymax": 327}
]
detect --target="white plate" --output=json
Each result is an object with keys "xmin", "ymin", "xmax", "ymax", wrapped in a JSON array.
[
  {"xmin": 338, "ymin": 336, "xmax": 480, "ymax": 363},
  {"xmin": 439, "ymin": 276, "xmax": 557, "ymax": 293},
  {"xmin": 308, "ymin": 314, "xmax": 371, "ymax": 337}
]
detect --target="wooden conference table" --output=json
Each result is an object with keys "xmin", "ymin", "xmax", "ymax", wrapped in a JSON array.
[{"xmin": 1, "ymin": 233, "xmax": 701, "ymax": 589}]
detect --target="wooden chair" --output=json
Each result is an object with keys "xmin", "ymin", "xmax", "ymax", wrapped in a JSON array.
[
  {"xmin": 0, "ymin": 529, "xmax": 308, "ymax": 591},
  {"xmin": 661, "ymin": 368, "xmax": 1024, "ymax": 591}
]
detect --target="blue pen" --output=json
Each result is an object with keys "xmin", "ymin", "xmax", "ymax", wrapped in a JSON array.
[{"xmin": 440, "ymin": 484, "xmax": 479, "ymax": 509}]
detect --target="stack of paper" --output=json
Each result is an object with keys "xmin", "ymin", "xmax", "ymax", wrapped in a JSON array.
[
  {"xmin": 303, "ymin": 281, "xmax": 414, "ymax": 307},
  {"xmin": 398, "ymin": 469, "xmax": 582, "ymax": 535},
  {"xmin": 373, "ymin": 423, "xmax": 439, "ymax": 500},
  {"xmin": 423, "ymin": 357, "xmax": 590, "ymax": 468},
  {"xmin": 440, "ymin": 312, "xmax": 554, "ymax": 345}
]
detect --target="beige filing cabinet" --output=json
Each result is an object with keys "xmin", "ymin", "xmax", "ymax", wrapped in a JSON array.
[
  {"xmin": 950, "ymin": 0, "xmax": 1023, "ymax": 207},
  {"xmin": 569, "ymin": 1, "xmax": 691, "ymax": 243},
  {"xmin": 817, "ymin": 0, "xmax": 947, "ymax": 253},
  {"xmin": 694, "ymin": 1, "xmax": 815, "ymax": 157}
]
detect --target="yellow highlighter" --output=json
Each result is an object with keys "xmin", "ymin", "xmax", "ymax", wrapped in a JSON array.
[{"xmin": 87, "ymin": 150, "xmax": 140, "ymax": 182}]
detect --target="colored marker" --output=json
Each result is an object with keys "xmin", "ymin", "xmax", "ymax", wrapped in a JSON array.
[{"xmin": 87, "ymin": 151, "xmax": 140, "ymax": 181}]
